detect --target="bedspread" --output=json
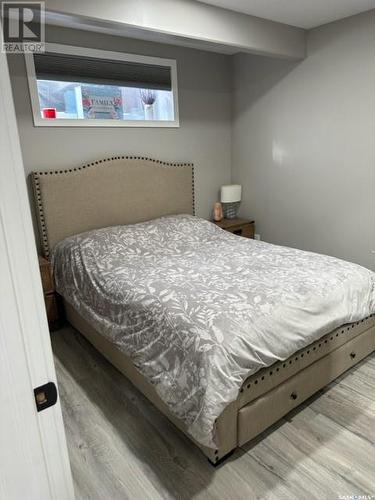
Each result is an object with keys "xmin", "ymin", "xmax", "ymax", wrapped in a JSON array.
[{"xmin": 52, "ymin": 215, "xmax": 375, "ymax": 447}]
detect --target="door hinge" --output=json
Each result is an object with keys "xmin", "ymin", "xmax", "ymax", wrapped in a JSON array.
[{"xmin": 34, "ymin": 382, "xmax": 58, "ymax": 412}]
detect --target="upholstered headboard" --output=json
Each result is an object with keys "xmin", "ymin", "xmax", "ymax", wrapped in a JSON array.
[{"xmin": 31, "ymin": 155, "xmax": 195, "ymax": 258}]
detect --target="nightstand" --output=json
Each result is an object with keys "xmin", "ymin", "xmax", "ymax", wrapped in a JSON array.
[
  {"xmin": 214, "ymin": 218, "xmax": 255, "ymax": 238},
  {"xmin": 38, "ymin": 256, "xmax": 61, "ymax": 331}
]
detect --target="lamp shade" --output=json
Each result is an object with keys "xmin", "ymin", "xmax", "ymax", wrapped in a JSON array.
[{"xmin": 220, "ymin": 184, "xmax": 242, "ymax": 203}]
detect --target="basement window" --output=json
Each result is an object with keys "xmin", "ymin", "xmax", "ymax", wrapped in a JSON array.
[{"xmin": 25, "ymin": 43, "xmax": 179, "ymax": 127}]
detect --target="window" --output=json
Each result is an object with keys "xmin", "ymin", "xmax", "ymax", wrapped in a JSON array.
[{"xmin": 25, "ymin": 44, "xmax": 179, "ymax": 127}]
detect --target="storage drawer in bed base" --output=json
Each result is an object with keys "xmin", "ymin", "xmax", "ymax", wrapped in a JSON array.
[
  {"xmin": 237, "ymin": 322, "xmax": 375, "ymax": 446},
  {"xmin": 238, "ymin": 315, "xmax": 375, "ymax": 408}
]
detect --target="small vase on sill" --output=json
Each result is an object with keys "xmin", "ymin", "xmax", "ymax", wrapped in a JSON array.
[{"xmin": 144, "ymin": 104, "xmax": 154, "ymax": 121}]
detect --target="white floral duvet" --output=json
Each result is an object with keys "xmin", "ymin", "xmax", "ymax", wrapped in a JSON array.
[{"xmin": 52, "ymin": 215, "xmax": 375, "ymax": 447}]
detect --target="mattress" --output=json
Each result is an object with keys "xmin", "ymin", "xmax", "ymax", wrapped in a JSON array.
[{"xmin": 51, "ymin": 214, "xmax": 375, "ymax": 447}]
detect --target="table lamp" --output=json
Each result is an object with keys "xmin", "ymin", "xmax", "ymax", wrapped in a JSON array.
[{"xmin": 220, "ymin": 184, "xmax": 242, "ymax": 219}]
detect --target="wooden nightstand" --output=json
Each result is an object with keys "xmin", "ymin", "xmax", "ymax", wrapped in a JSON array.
[
  {"xmin": 38, "ymin": 256, "xmax": 61, "ymax": 331},
  {"xmin": 214, "ymin": 218, "xmax": 255, "ymax": 239}
]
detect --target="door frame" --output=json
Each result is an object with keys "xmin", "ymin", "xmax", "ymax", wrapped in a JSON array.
[{"xmin": 0, "ymin": 24, "xmax": 74, "ymax": 500}]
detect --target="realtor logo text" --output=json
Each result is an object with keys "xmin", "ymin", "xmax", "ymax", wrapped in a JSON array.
[{"xmin": 1, "ymin": 1, "xmax": 45, "ymax": 53}]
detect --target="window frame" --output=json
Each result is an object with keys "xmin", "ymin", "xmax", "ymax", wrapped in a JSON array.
[{"xmin": 25, "ymin": 43, "xmax": 180, "ymax": 128}]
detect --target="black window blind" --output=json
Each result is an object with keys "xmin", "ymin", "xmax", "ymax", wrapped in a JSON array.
[{"xmin": 34, "ymin": 52, "xmax": 172, "ymax": 91}]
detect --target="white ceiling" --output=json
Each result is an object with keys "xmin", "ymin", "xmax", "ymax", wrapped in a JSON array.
[{"xmin": 197, "ymin": 0, "xmax": 375, "ymax": 29}]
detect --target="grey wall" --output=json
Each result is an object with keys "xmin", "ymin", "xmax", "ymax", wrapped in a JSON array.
[
  {"xmin": 10, "ymin": 11, "xmax": 375, "ymax": 270},
  {"xmin": 8, "ymin": 24, "xmax": 232, "ymax": 238},
  {"xmin": 232, "ymin": 10, "xmax": 375, "ymax": 271}
]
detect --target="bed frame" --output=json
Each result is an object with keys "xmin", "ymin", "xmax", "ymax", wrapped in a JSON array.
[{"xmin": 32, "ymin": 156, "xmax": 375, "ymax": 465}]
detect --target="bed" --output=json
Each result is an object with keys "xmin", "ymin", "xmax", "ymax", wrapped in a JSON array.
[{"xmin": 32, "ymin": 156, "xmax": 375, "ymax": 465}]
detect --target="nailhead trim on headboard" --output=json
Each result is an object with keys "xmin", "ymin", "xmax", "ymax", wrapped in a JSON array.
[
  {"xmin": 32, "ymin": 155, "xmax": 195, "ymax": 259},
  {"xmin": 32, "ymin": 173, "xmax": 51, "ymax": 258}
]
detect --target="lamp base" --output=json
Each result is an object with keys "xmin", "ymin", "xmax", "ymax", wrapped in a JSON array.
[{"xmin": 222, "ymin": 202, "xmax": 240, "ymax": 219}]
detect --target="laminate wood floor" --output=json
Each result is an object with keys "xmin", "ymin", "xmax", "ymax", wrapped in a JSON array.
[{"xmin": 52, "ymin": 325, "xmax": 375, "ymax": 500}]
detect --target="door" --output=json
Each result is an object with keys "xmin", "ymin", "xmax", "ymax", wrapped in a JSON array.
[{"xmin": 0, "ymin": 28, "xmax": 74, "ymax": 500}]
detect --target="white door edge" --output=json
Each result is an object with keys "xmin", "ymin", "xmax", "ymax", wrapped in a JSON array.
[{"xmin": 0, "ymin": 23, "xmax": 74, "ymax": 500}]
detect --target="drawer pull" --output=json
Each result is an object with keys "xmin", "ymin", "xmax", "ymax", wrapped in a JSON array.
[
  {"xmin": 350, "ymin": 352, "xmax": 356, "ymax": 359},
  {"xmin": 290, "ymin": 391, "xmax": 298, "ymax": 400}
]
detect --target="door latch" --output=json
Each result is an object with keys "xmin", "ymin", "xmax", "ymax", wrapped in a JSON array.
[{"xmin": 34, "ymin": 382, "xmax": 58, "ymax": 412}]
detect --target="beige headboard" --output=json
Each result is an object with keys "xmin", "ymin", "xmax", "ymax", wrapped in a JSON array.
[{"xmin": 31, "ymin": 155, "xmax": 195, "ymax": 258}]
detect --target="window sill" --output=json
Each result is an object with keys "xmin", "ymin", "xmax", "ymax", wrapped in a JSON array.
[{"xmin": 32, "ymin": 117, "xmax": 180, "ymax": 128}]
